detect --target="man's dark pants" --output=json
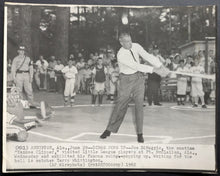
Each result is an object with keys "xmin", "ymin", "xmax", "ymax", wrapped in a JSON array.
[
  {"xmin": 106, "ymin": 72, "xmax": 145, "ymax": 134},
  {"xmin": 147, "ymin": 81, "xmax": 160, "ymax": 105}
]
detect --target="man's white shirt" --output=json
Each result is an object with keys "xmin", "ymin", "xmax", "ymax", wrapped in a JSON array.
[
  {"xmin": 35, "ymin": 59, "xmax": 49, "ymax": 68},
  {"xmin": 117, "ymin": 43, "xmax": 162, "ymax": 74},
  {"xmin": 62, "ymin": 66, "xmax": 78, "ymax": 79}
]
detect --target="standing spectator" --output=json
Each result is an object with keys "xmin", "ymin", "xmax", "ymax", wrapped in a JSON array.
[
  {"xmin": 87, "ymin": 53, "xmax": 94, "ymax": 68},
  {"xmin": 176, "ymin": 60, "xmax": 188, "ymax": 105},
  {"xmin": 35, "ymin": 55, "xmax": 48, "ymax": 90},
  {"xmin": 54, "ymin": 59, "xmax": 64, "ymax": 93},
  {"xmin": 184, "ymin": 55, "xmax": 193, "ymax": 103},
  {"xmin": 91, "ymin": 58, "xmax": 107, "ymax": 106},
  {"xmin": 11, "ymin": 46, "xmax": 34, "ymax": 106},
  {"xmin": 76, "ymin": 58, "xmax": 86, "ymax": 93},
  {"xmin": 83, "ymin": 64, "xmax": 92, "ymax": 94},
  {"xmin": 103, "ymin": 54, "xmax": 112, "ymax": 100},
  {"xmin": 109, "ymin": 62, "xmax": 120, "ymax": 103},
  {"xmin": 185, "ymin": 55, "xmax": 193, "ymax": 69},
  {"xmin": 47, "ymin": 56, "xmax": 56, "ymax": 92},
  {"xmin": 62, "ymin": 59, "xmax": 78, "ymax": 106},
  {"xmin": 147, "ymin": 45, "xmax": 162, "ymax": 106},
  {"xmin": 190, "ymin": 57, "xmax": 206, "ymax": 108},
  {"xmin": 93, "ymin": 52, "xmax": 99, "ymax": 62}
]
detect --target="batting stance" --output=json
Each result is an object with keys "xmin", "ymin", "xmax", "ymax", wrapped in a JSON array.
[{"xmin": 100, "ymin": 33, "xmax": 169, "ymax": 143}]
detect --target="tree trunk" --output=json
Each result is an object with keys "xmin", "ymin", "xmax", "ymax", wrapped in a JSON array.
[
  {"xmin": 55, "ymin": 7, "xmax": 70, "ymax": 63},
  {"xmin": 19, "ymin": 6, "xmax": 32, "ymax": 58},
  {"xmin": 31, "ymin": 6, "xmax": 41, "ymax": 62}
]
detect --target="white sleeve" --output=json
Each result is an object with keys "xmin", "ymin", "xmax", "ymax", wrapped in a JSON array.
[
  {"xmin": 75, "ymin": 67, "xmax": 78, "ymax": 74},
  {"xmin": 92, "ymin": 68, "xmax": 96, "ymax": 75},
  {"xmin": 117, "ymin": 52, "xmax": 154, "ymax": 73},
  {"xmin": 104, "ymin": 67, "xmax": 108, "ymax": 74},
  {"xmin": 135, "ymin": 43, "xmax": 162, "ymax": 68},
  {"xmin": 61, "ymin": 67, "xmax": 67, "ymax": 73},
  {"xmin": 200, "ymin": 66, "xmax": 205, "ymax": 73},
  {"xmin": 44, "ymin": 60, "xmax": 49, "ymax": 67}
]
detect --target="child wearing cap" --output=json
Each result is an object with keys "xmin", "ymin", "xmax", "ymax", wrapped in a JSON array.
[
  {"xmin": 62, "ymin": 59, "xmax": 78, "ymax": 106},
  {"xmin": 189, "ymin": 57, "xmax": 206, "ymax": 108},
  {"xmin": 176, "ymin": 59, "xmax": 188, "ymax": 105}
]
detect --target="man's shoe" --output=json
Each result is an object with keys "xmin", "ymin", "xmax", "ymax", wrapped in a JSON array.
[
  {"xmin": 154, "ymin": 103, "xmax": 162, "ymax": 106},
  {"xmin": 100, "ymin": 130, "xmax": 111, "ymax": 139},
  {"xmin": 202, "ymin": 104, "xmax": 207, "ymax": 108},
  {"xmin": 193, "ymin": 104, "xmax": 198, "ymax": 108},
  {"xmin": 137, "ymin": 134, "xmax": 144, "ymax": 143}
]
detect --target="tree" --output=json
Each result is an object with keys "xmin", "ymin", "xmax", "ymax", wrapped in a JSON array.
[{"xmin": 54, "ymin": 7, "xmax": 70, "ymax": 62}]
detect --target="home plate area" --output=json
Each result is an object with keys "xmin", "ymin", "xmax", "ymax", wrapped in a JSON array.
[{"xmin": 18, "ymin": 103, "xmax": 215, "ymax": 144}]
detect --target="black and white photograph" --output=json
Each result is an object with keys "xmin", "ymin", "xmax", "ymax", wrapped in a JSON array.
[{"xmin": 2, "ymin": 0, "xmax": 218, "ymax": 173}]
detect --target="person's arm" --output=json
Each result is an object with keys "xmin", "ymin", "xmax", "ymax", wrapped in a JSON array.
[
  {"xmin": 11, "ymin": 58, "xmax": 17, "ymax": 82},
  {"xmin": 118, "ymin": 52, "xmax": 155, "ymax": 73},
  {"xmin": 91, "ymin": 68, "xmax": 96, "ymax": 83},
  {"xmin": 29, "ymin": 58, "xmax": 34, "ymax": 82},
  {"xmin": 136, "ymin": 44, "xmax": 162, "ymax": 68}
]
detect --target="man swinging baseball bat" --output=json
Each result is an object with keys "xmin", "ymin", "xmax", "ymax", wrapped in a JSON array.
[{"xmin": 100, "ymin": 32, "xmax": 169, "ymax": 143}]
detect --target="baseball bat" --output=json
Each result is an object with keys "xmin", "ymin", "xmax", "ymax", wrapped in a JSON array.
[{"xmin": 169, "ymin": 71, "xmax": 215, "ymax": 80}]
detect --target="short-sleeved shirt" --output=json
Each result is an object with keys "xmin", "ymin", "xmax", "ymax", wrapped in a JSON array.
[
  {"xmin": 54, "ymin": 64, "xmax": 64, "ymax": 71},
  {"xmin": 190, "ymin": 65, "xmax": 204, "ymax": 82},
  {"xmin": 62, "ymin": 65, "xmax": 78, "ymax": 79},
  {"xmin": 12, "ymin": 55, "xmax": 32, "ymax": 72},
  {"xmin": 176, "ymin": 66, "xmax": 189, "ymax": 81},
  {"xmin": 35, "ymin": 59, "xmax": 48, "ymax": 68},
  {"xmin": 11, "ymin": 55, "xmax": 32, "ymax": 79},
  {"xmin": 109, "ymin": 67, "xmax": 119, "ymax": 83},
  {"xmin": 83, "ymin": 69, "xmax": 92, "ymax": 79}
]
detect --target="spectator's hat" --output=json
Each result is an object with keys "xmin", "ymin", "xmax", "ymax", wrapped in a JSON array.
[
  {"xmin": 153, "ymin": 44, "xmax": 159, "ymax": 50},
  {"xmin": 179, "ymin": 59, "xmax": 184, "ymax": 64},
  {"xmin": 186, "ymin": 54, "xmax": 192, "ymax": 58},
  {"xmin": 18, "ymin": 45, "xmax": 26, "ymax": 51}
]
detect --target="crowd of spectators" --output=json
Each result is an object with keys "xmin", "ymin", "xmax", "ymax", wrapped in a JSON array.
[{"xmin": 7, "ymin": 45, "xmax": 216, "ymax": 106}]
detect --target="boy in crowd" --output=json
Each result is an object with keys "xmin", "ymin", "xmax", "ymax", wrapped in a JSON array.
[
  {"xmin": 176, "ymin": 59, "xmax": 188, "ymax": 105},
  {"xmin": 83, "ymin": 64, "xmax": 93, "ymax": 94},
  {"xmin": 91, "ymin": 58, "xmax": 107, "ymax": 106},
  {"xmin": 109, "ymin": 62, "xmax": 120, "ymax": 103},
  {"xmin": 62, "ymin": 59, "xmax": 78, "ymax": 106},
  {"xmin": 35, "ymin": 55, "xmax": 48, "ymax": 90},
  {"xmin": 76, "ymin": 58, "xmax": 85, "ymax": 93},
  {"xmin": 190, "ymin": 57, "xmax": 206, "ymax": 108}
]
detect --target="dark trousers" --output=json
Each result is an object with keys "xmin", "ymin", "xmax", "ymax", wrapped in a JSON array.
[
  {"xmin": 147, "ymin": 81, "xmax": 160, "ymax": 105},
  {"xmin": 106, "ymin": 72, "xmax": 145, "ymax": 134},
  {"xmin": 56, "ymin": 75, "xmax": 64, "ymax": 93},
  {"xmin": 39, "ymin": 73, "xmax": 46, "ymax": 88}
]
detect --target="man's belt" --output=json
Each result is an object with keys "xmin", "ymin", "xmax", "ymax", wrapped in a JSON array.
[{"xmin": 16, "ymin": 70, "xmax": 29, "ymax": 73}]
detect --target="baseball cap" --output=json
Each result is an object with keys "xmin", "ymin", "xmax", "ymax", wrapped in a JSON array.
[
  {"xmin": 18, "ymin": 45, "xmax": 26, "ymax": 51},
  {"xmin": 153, "ymin": 44, "xmax": 159, "ymax": 50}
]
